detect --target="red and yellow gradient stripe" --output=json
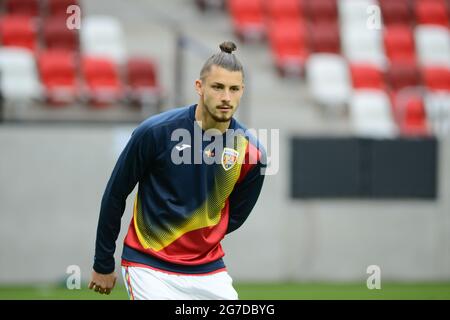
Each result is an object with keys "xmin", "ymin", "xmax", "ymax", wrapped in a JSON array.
[{"xmin": 133, "ymin": 135, "xmax": 249, "ymax": 252}]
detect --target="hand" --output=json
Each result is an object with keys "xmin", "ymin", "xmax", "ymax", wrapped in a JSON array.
[{"xmin": 88, "ymin": 270, "xmax": 117, "ymax": 295}]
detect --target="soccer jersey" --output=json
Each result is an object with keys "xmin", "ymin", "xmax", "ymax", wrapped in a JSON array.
[{"xmin": 94, "ymin": 104, "xmax": 266, "ymax": 275}]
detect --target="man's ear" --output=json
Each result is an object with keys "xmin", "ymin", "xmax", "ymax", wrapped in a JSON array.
[{"xmin": 195, "ymin": 79, "xmax": 203, "ymax": 96}]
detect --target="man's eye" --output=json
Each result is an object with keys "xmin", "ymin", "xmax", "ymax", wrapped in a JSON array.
[{"xmin": 231, "ymin": 87, "xmax": 240, "ymax": 92}]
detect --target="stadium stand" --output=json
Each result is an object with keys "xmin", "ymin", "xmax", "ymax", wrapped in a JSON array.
[
  {"xmin": 38, "ymin": 49, "xmax": 79, "ymax": 106},
  {"xmin": 80, "ymin": 16, "xmax": 127, "ymax": 64},
  {"xmin": 415, "ymin": 25, "xmax": 450, "ymax": 67},
  {"xmin": 305, "ymin": 53, "xmax": 351, "ymax": 108},
  {"xmin": 46, "ymin": 0, "xmax": 80, "ymax": 17},
  {"xmin": 0, "ymin": 47, "xmax": 42, "ymax": 102},
  {"xmin": 0, "ymin": 15, "xmax": 38, "ymax": 52},
  {"xmin": 227, "ymin": 0, "xmax": 266, "ymax": 42},
  {"xmin": 267, "ymin": 18, "xmax": 309, "ymax": 76},
  {"xmin": 349, "ymin": 89, "xmax": 397, "ymax": 137},
  {"xmin": 0, "ymin": 0, "xmax": 162, "ymax": 121},
  {"xmin": 43, "ymin": 16, "xmax": 79, "ymax": 52},
  {"xmin": 81, "ymin": 56, "xmax": 123, "ymax": 107},
  {"xmin": 378, "ymin": 0, "xmax": 412, "ymax": 26},
  {"xmin": 218, "ymin": 0, "xmax": 450, "ymax": 137},
  {"xmin": 125, "ymin": 56, "xmax": 163, "ymax": 111},
  {"xmin": 4, "ymin": 0, "xmax": 40, "ymax": 17},
  {"xmin": 414, "ymin": 0, "xmax": 449, "ymax": 27}
]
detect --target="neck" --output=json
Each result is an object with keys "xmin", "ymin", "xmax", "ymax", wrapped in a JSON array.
[{"xmin": 195, "ymin": 102, "xmax": 231, "ymax": 134}]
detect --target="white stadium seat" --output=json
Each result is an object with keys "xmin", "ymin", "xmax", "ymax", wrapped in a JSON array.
[
  {"xmin": 349, "ymin": 89, "xmax": 398, "ymax": 137},
  {"xmin": 338, "ymin": 0, "xmax": 378, "ymax": 29},
  {"xmin": 80, "ymin": 15, "xmax": 127, "ymax": 63},
  {"xmin": 341, "ymin": 27, "xmax": 386, "ymax": 69},
  {"xmin": 306, "ymin": 53, "xmax": 352, "ymax": 108},
  {"xmin": 0, "ymin": 47, "xmax": 42, "ymax": 101},
  {"xmin": 424, "ymin": 92, "xmax": 450, "ymax": 136},
  {"xmin": 415, "ymin": 25, "xmax": 450, "ymax": 67}
]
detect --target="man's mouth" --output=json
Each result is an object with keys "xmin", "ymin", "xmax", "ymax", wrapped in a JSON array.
[{"xmin": 217, "ymin": 106, "xmax": 232, "ymax": 110}]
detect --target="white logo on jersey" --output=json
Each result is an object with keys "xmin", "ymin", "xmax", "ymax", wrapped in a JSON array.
[{"xmin": 175, "ymin": 144, "xmax": 191, "ymax": 151}]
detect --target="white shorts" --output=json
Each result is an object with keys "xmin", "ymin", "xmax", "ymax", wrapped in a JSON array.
[{"xmin": 122, "ymin": 266, "xmax": 239, "ymax": 300}]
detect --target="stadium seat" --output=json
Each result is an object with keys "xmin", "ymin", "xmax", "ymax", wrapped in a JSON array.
[
  {"xmin": 0, "ymin": 15, "xmax": 38, "ymax": 52},
  {"xmin": 349, "ymin": 90, "xmax": 397, "ymax": 137},
  {"xmin": 4, "ymin": 0, "xmax": 40, "ymax": 17},
  {"xmin": 392, "ymin": 93, "xmax": 429, "ymax": 136},
  {"xmin": 307, "ymin": 0, "xmax": 338, "ymax": 23},
  {"xmin": 43, "ymin": 17, "xmax": 79, "ymax": 52},
  {"xmin": 415, "ymin": 0, "xmax": 449, "ymax": 27},
  {"xmin": 0, "ymin": 47, "xmax": 42, "ymax": 101},
  {"xmin": 81, "ymin": 56, "xmax": 123, "ymax": 107},
  {"xmin": 264, "ymin": 0, "xmax": 302, "ymax": 22},
  {"xmin": 384, "ymin": 25, "xmax": 416, "ymax": 64},
  {"xmin": 305, "ymin": 53, "xmax": 351, "ymax": 107},
  {"xmin": 38, "ymin": 50, "xmax": 79, "ymax": 105},
  {"xmin": 424, "ymin": 91, "xmax": 450, "ymax": 135},
  {"xmin": 378, "ymin": 0, "xmax": 412, "ymax": 26},
  {"xmin": 341, "ymin": 27, "xmax": 386, "ymax": 68},
  {"xmin": 338, "ymin": 0, "xmax": 377, "ymax": 29},
  {"xmin": 267, "ymin": 19, "xmax": 309, "ymax": 77},
  {"xmin": 415, "ymin": 25, "xmax": 450, "ymax": 67},
  {"xmin": 309, "ymin": 21, "xmax": 340, "ymax": 54},
  {"xmin": 387, "ymin": 62, "xmax": 421, "ymax": 92},
  {"xmin": 350, "ymin": 64, "xmax": 385, "ymax": 90},
  {"xmin": 80, "ymin": 16, "xmax": 127, "ymax": 63},
  {"xmin": 126, "ymin": 56, "xmax": 162, "ymax": 109},
  {"xmin": 422, "ymin": 67, "xmax": 450, "ymax": 91},
  {"xmin": 227, "ymin": 0, "xmax": 265, "ymax": 42},
  {"xmin": 47, "ymin": 0, "xmax": 80, "ymax": 17}
]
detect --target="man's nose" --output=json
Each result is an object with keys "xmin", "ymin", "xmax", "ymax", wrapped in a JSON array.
[{"xmin": 221, "ymin": 89, "xmax": 231, "ymax": 102}]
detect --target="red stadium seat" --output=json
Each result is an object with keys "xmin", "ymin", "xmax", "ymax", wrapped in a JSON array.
[
  {"xmin": 422, "ymin": 67, "xmax": 450, "ymax": 91},
  {"xmin": 82, "ymin": 56, "xmax": 123, "ymax": 107},
  {"xmin": 393, "ymin": 94, "xmax": 429, "ymax": 136},
  {"xmin": 38, "ymin": 50, "xmax": 78, "ymax": 105},
  {"xmin": 47, "ymin": 0, "xmax": 80, "ymax": 17},
  {"xmin": 227, "ymin": 0, "xmax": 265, "ymax": 41},
  {"xmin": 415, "ymin": 0, "xmax": 449, "ymax": 27},
  {"xmin": 267, "ymin": 19, "xmax": 309, "ymax": 77},
  {"xmin": 43, "ymin": 17, "xmax": 79, "ymax": 52},
  {"xmin": 384, "ymin": 25, "xmax": 416, "ymax": 64},
  {"xmin": 264, "ymin": 0, "xmax": 303, "ymax": 22},
  {"xmin": 378, "ymin": 0, "xmax": 412, "ymax": 26},
  {"xmin": 5, "ymin": 0, "xmax": 40, "ymax": 17},
  {"xmin": 309, "ymin": 21, "xmax": 340, "ymax": 54},
  {"xmin": 306, "ymin": 0, "xmax": 338, "ymax": 23},
  {"xmin": 126, "ymin": 57, "xmax": 162, "ymax": 108},
  {"xmin": 0, "ymin": 15, "xmax": 37, "ymax": 51},
  {"xmin": 350, "ymin": 64, "xmax": 385, "ymax": 90},
  {"xmin": 387, "ymin": 62, "xmax": 421, "ymax": 92}
]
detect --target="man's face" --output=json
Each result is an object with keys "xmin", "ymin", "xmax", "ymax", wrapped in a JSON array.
[{"xmin": 196, "ymin": 65, "xmax": 244, "ymax": 123}]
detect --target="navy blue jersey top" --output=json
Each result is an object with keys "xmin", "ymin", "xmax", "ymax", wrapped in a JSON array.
[{"xmin": 93, "ymin": 104, "xmax": 266, "ymax": 275}]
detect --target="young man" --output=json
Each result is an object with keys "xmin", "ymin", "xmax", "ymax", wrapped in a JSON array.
[{"xmin": 89, "ymin": 41, "xmax": 266, "ymax": 299}]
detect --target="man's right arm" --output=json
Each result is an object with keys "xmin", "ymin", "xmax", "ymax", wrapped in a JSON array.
[{"xmin": 93, "ymin": 124, "xmax": 154, "ymax": 274}]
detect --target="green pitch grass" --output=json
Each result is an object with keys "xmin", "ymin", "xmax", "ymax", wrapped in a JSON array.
[{"xmin": 1, "ymin": 282, "xmax": 450, "ymax": 300}]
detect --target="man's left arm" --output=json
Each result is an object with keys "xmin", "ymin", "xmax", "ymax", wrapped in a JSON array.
[{"xmin": 227, "ymin": 160, "xmax": 266, "ymax": 234}]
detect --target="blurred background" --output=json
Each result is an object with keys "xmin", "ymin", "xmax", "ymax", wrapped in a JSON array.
[{"xmin": 0, "ymin": 0, "xmax": 449, "ymax": 299}]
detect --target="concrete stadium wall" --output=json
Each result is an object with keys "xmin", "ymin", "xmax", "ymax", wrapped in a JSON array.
[{"xmin": 0, "ymin": 124, "xmax": 449, "ymax": 284}]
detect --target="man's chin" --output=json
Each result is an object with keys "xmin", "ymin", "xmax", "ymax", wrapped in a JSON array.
[{"xmin": 212, "ymin": 115, "xmax": 232, "ymax": 122}]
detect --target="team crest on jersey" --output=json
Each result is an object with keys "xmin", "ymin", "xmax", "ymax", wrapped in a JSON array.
[{"xmin": 221, "ymin": 148, "xmax": 239, "ymax": 171}]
